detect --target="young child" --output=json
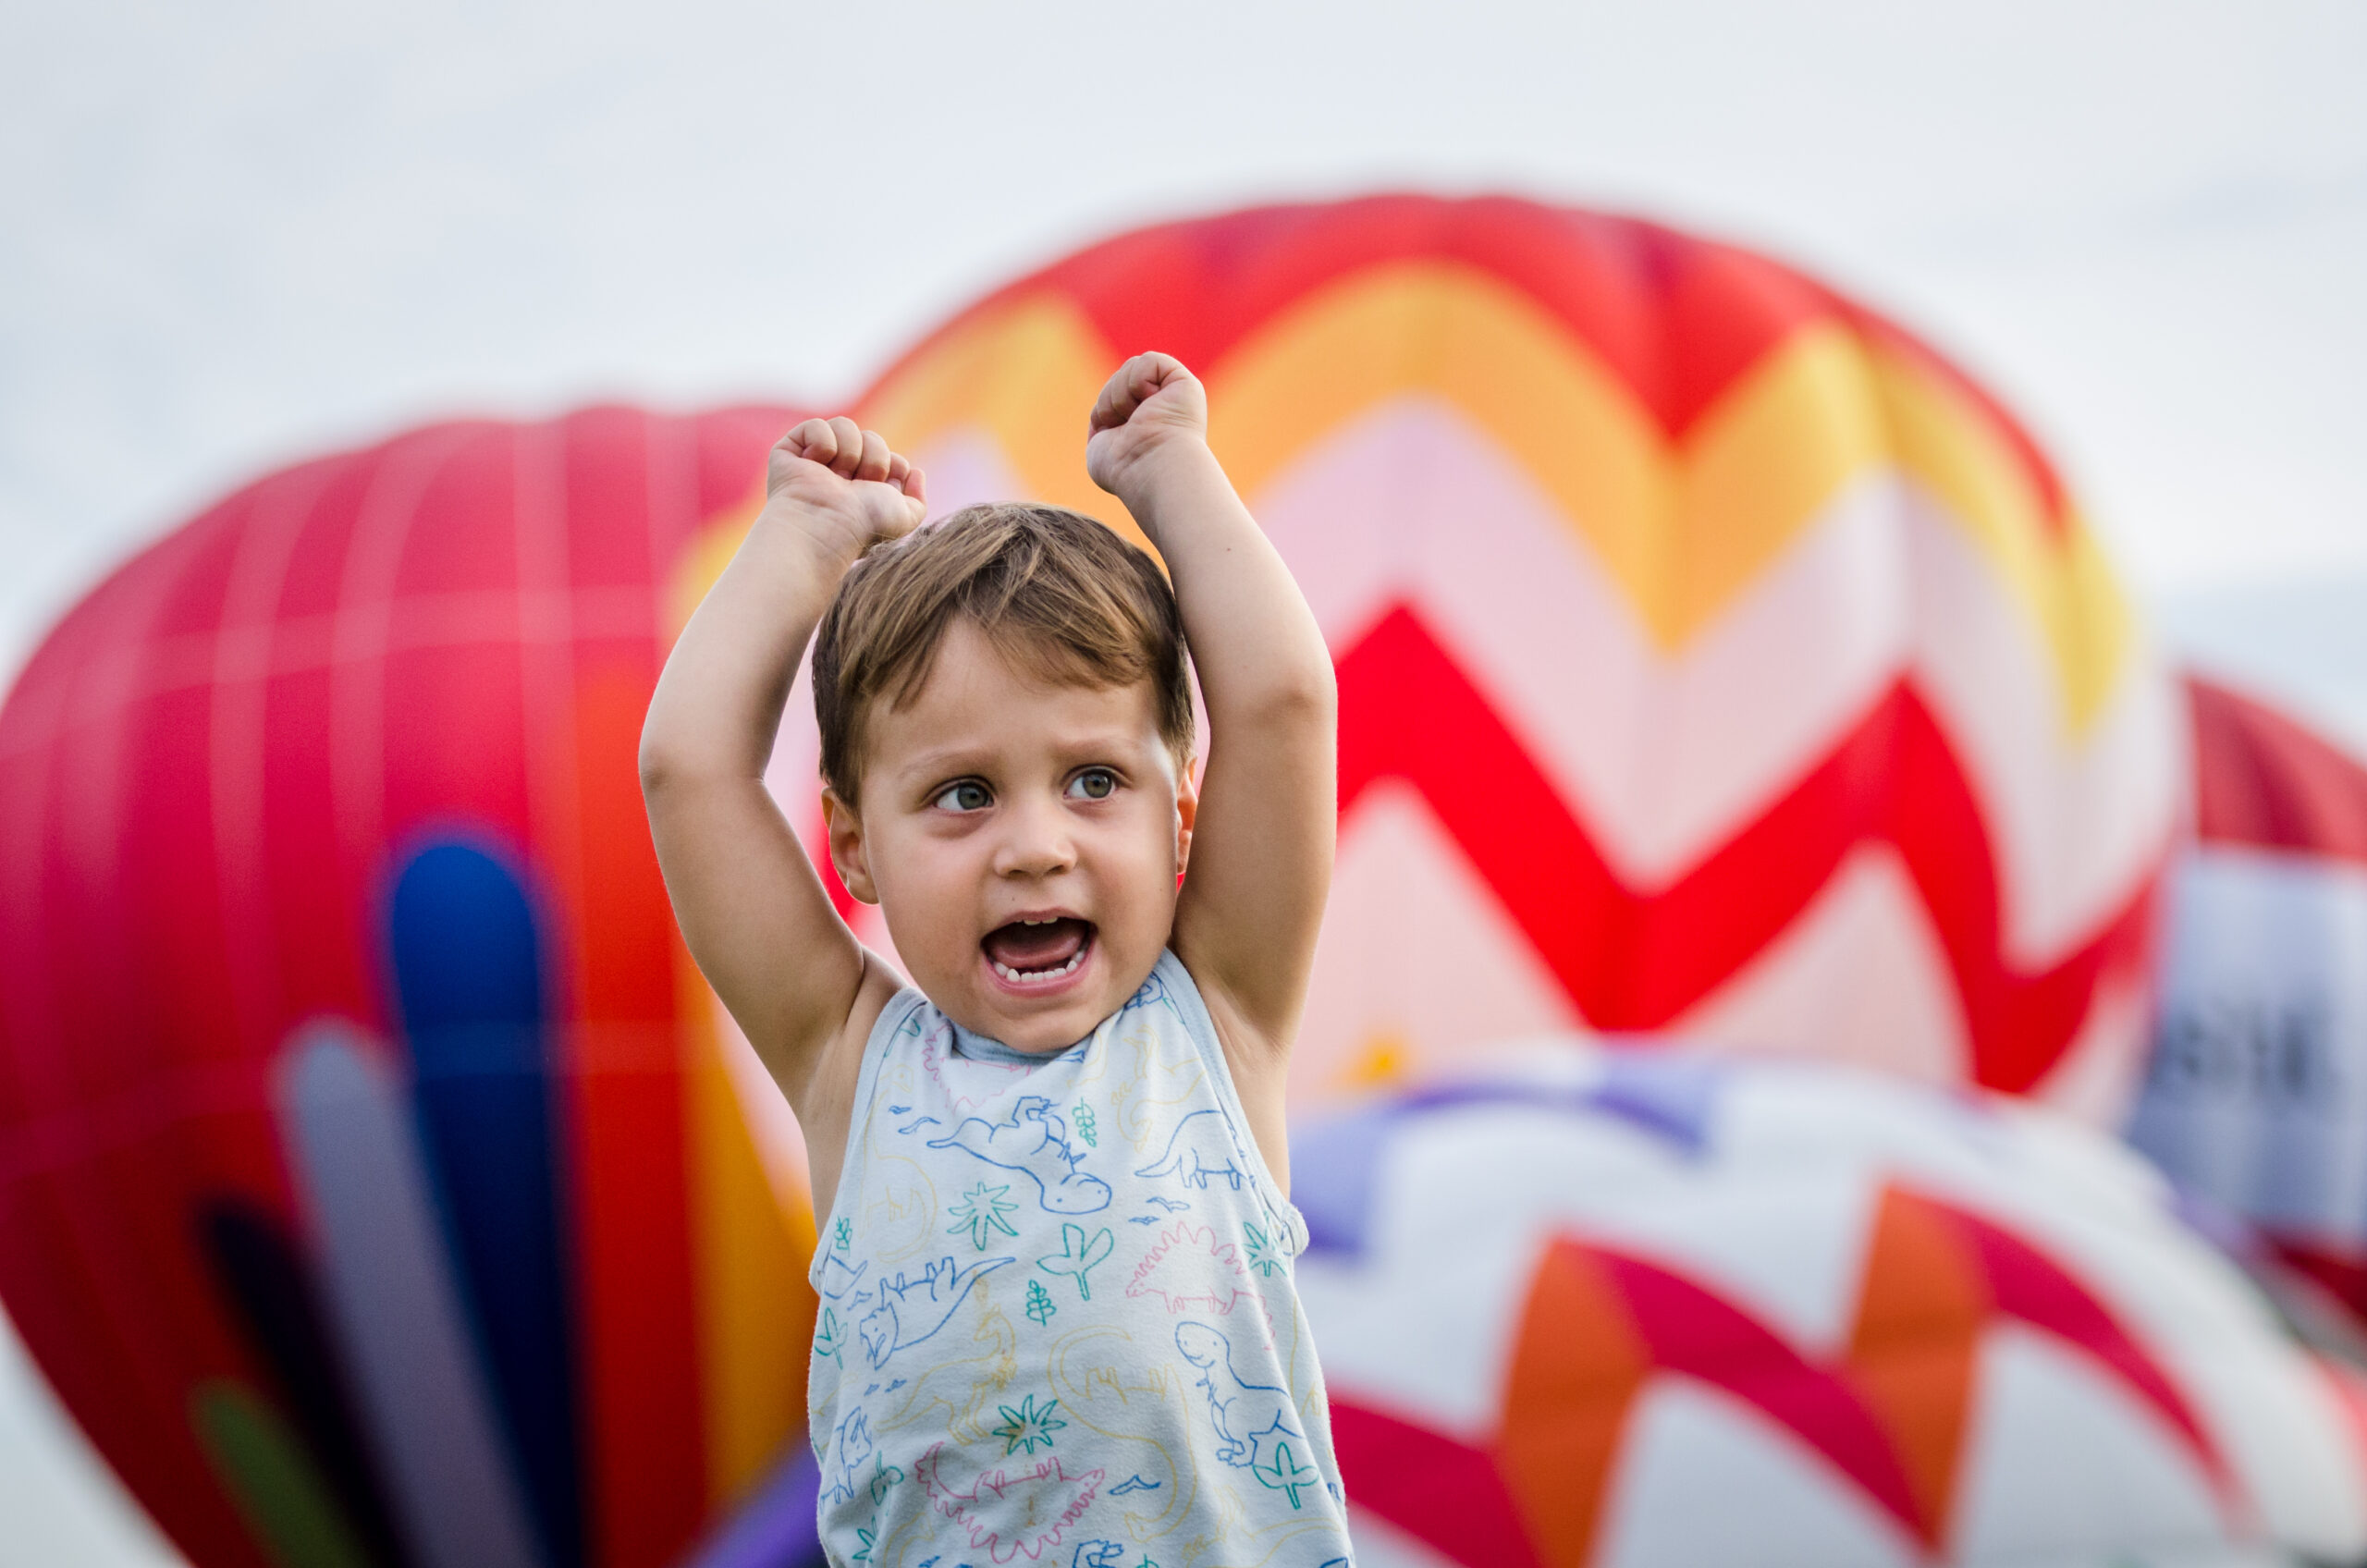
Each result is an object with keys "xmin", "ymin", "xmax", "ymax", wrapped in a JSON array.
[{"xmin": 641, "ymin": 353, "xmax": 1354, "ymax": 1567}]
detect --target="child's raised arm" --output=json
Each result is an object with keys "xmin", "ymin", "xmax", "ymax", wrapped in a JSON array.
[
  {"xmin": 640, "ymin": 418, "xmax": 924, "ymax": 1154},
  {"xmin": 1087, "ymin": 353, "xmax": 1337, "ymax": 1094}
]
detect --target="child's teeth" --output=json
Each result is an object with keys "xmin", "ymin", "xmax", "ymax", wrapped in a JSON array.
[{"xmin": 992, "ymin": 951, "xmax": 1085, "ymax": 984}]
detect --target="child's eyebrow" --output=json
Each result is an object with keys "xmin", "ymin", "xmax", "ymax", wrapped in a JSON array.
[{"xmin": 893, "ymin": 745, "xmax": 996, "ymax": 783}]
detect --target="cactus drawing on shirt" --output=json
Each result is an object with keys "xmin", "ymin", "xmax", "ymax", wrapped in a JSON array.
[
  {"xmin": 1251, "ymin": 1439, "xmax": 1320, "ymax": 1509},
  {"xmin": 815, "ymin": 1306, "xmax": 847, "ymax": 1367},
  {"xmin": 867, "ymin": 1450, "xmax": 905, "ymax": 1506},
  {"xmin": 1037, "ymin": 1223, "xmax": 1116, "ymax": 1301},
  {"xmin": 928, "ymin": 1095, "xmax": 1112, "ymax": 1213}
]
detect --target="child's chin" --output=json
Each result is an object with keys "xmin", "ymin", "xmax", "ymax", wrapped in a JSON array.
[{"xmin": 963, "ymin": 964, "xmax": 1101, "ymax": 1047}]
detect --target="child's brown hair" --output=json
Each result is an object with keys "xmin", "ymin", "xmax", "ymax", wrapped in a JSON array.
[{"xmin": 811, "ymin": 504, "xmax": 1196, "ymax": 805}]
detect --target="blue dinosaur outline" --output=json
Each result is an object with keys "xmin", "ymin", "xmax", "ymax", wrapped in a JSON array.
[
  {"xmin": 1134, "ymin": 1109, "xmax": 1247, "ymax": 1192},
  {"xmin": 821, "ymin": 1407, "xmax": 873, "ymax": 1505},
  {"xmin": 819, "ymin": 1253, "xmax": 869, "ymax": 1302},
  {"xmin": 1175, "ymin": 1322, "xmax": 1303, "ymax": 1472},
  {"xmin": 853, "ymin": 1255, "xmax": 1013, "ymax": 1368},
  {"xmin": 926, "ymin": 1094, "xmax": 1111, "ymax": 1213}
]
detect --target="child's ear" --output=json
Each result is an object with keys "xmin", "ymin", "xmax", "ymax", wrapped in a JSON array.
[
  {"xmin": 822, "ymin": 788, "xmax": 880, "ymax": 905},
  {"xmin": 1173, "ymin": 760, "xmax": 1199, "ymax": 877}
]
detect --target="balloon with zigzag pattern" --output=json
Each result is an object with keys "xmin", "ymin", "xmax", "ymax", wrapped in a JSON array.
[
  {"xmin": 809, "ymin": 194, "xmax": 2180, "ymax": 1119},
  {"xmin": 1292, "ymin": 1049, "xmax": 2367, "ymax": 1566}
]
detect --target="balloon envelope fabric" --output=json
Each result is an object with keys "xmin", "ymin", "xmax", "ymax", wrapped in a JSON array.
[
  {"xmin": 1294, "ymin": 1049, "xmax": 2367, "ymax": 1568},
  {"xmin": 843, "ymin": 195, "xmax": 2178, "ymax": 1118},
  {"xmin": 0, "ymin": 408, "xmax": 824, "ymax": 1568},
  {"xmin": 2127, "ymin": 675, "xmax": 2367, "ymax": 1321}
]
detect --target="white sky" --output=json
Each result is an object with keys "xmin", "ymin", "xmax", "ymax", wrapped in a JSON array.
[{"xmin": 2, "ymin": 2, "xmax": 2364, "ymax": 1561}]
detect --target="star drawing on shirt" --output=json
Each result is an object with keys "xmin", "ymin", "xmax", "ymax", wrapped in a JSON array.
[
  {"xmin": 990, "ymin": 1393, "xmax": 1067, "ymax": 1455},
  {"xmin": 1242, "ymin": 1220, "xmax": 1282, "ymax": 1278},
  {"xmin": 947, "ymin": 1182, "xmax": 1019, "ymax": 1250}
]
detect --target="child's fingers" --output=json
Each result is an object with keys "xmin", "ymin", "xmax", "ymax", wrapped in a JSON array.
[
  {"xmin": 1129, "ymin": 351, "xmax": 1180, "ymax": 401},
  {"xmin": 854, "ymin": 428, "xmax": 892, "ymax": 483},
  {"xmin": 825, "ymin": 417, "xmax": 865, "ymax": 477},
  {"xmin": 901, "ymin": 464, "xmax": 927, "ymax": 505},
  {"xmin": 1091, "ymin": 351, "xmax": 1191, "ymax": 434},
  {"xmin": 1088, "ymin": 374, "xmax": 1137, "ymax": 435},
  {"xmin": 781, "ymin": 416, "xmax": 837, "ymax": 466}
]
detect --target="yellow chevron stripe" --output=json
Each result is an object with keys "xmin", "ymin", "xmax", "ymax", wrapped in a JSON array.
[
  {"xmin": 1865, "ymin": 347, "xmax": 2133, "ymax": 730},
  {"xmin": 856, "ymin": 263, "xmax": 2132, "ymax": 729}
]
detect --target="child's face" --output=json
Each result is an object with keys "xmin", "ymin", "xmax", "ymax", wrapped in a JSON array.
[{"xmin": 827, "ymin": 618, "xmax": 1195, "ymax": 1054}]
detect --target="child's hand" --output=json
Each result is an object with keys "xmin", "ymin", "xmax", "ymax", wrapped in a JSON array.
[
  {"xmin": 765, "ymin": 416, "xmax": 928, "ymax": 559},
  {"xmin": 1085, "ymin": 352, "xmax": 1210, "ymax": 506}
]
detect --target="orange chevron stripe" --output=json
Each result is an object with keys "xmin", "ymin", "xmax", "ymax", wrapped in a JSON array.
[
  {"xmin": 1845, "ymin": 1187, "xmax": 1984, "ymax": 1535},
  {"xmin": 859, "ymin": 265, "xmax": 2133, "ymax": 730},
  {"xmin": 1495, "ymin": 1241, "xmax": 1650, "ymax": 1566}
]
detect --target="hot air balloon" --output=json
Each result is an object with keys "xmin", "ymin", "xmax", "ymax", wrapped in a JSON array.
[
  {"xmin": 2127, "ymin": 674, "xmax": 2367, "ymax": 1320},
  {"xmin": 834, "ymin": 195, "xmax": 2179, "ymax": 1119},
  {"xmin": 0, "ymin": 408, "xmax": 828, "ymax": 1568},
  {"xmin": 1294, "ymin": 1048, "xmax": 2367, "ymax": 1567}
]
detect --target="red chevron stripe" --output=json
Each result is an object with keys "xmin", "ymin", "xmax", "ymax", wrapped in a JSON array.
[
  {"xmin": 1334, "ymin": 604, "xmax": 2159, "ymax": 1093},
  {"xmin": 1330, "ymin": 1401, "xmax": 1543, "ymax": 1568},
  {"xmin": 1943, "ymin": 1200, "xmax": 2233, "ymax": 1501},
  {"xmin": 1590, "ymin": 1249, "xmax": 1927, "ymax": 1540}
]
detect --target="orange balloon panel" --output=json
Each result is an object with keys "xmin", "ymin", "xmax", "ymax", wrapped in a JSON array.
[
  {"xmin": 0, "ymin": 409, "xmax": 821, "ymax": 1568},
  {"xmin": 837, "ymin": 196, "xmax": 2177, "ymax": 1114}
]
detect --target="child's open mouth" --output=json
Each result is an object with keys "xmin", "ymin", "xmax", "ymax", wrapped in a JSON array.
[{"xmin": 981, "ymin": 915, "xmax": 1095, "ymax": 987}]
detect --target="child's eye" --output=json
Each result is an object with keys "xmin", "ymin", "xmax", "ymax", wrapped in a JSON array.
[
  {"xmin": 932, "ymin": 780, "xmax": 991, "ymax": 812},
  {"xmin": 1066, "ymin": 769, "xmax": 1117, "ymax": 801}
]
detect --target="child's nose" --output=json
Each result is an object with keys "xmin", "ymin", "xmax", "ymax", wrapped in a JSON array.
[{"xmin": 992, "ymin": 793, "xmax": 1077, "ymax": 877}]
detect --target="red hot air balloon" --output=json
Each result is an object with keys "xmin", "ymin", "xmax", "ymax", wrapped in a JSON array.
[{"xmin": 0, "ymin": 409, "xmax": 828, "ymax": 1568}]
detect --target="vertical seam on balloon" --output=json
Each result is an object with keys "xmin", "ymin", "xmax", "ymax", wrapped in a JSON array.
[
  {"xmin": 329, "ymin": 426, "xmax": 474, "ymax": 964},
  {"xmin": 209, "ymin": 460, "xmax": 338, "ymax": 1071}
]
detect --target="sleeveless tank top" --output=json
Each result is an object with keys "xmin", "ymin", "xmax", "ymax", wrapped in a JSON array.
[{"xmin": 808, "ymin": 949, "xmax": 1355, "ymax": 1568}]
